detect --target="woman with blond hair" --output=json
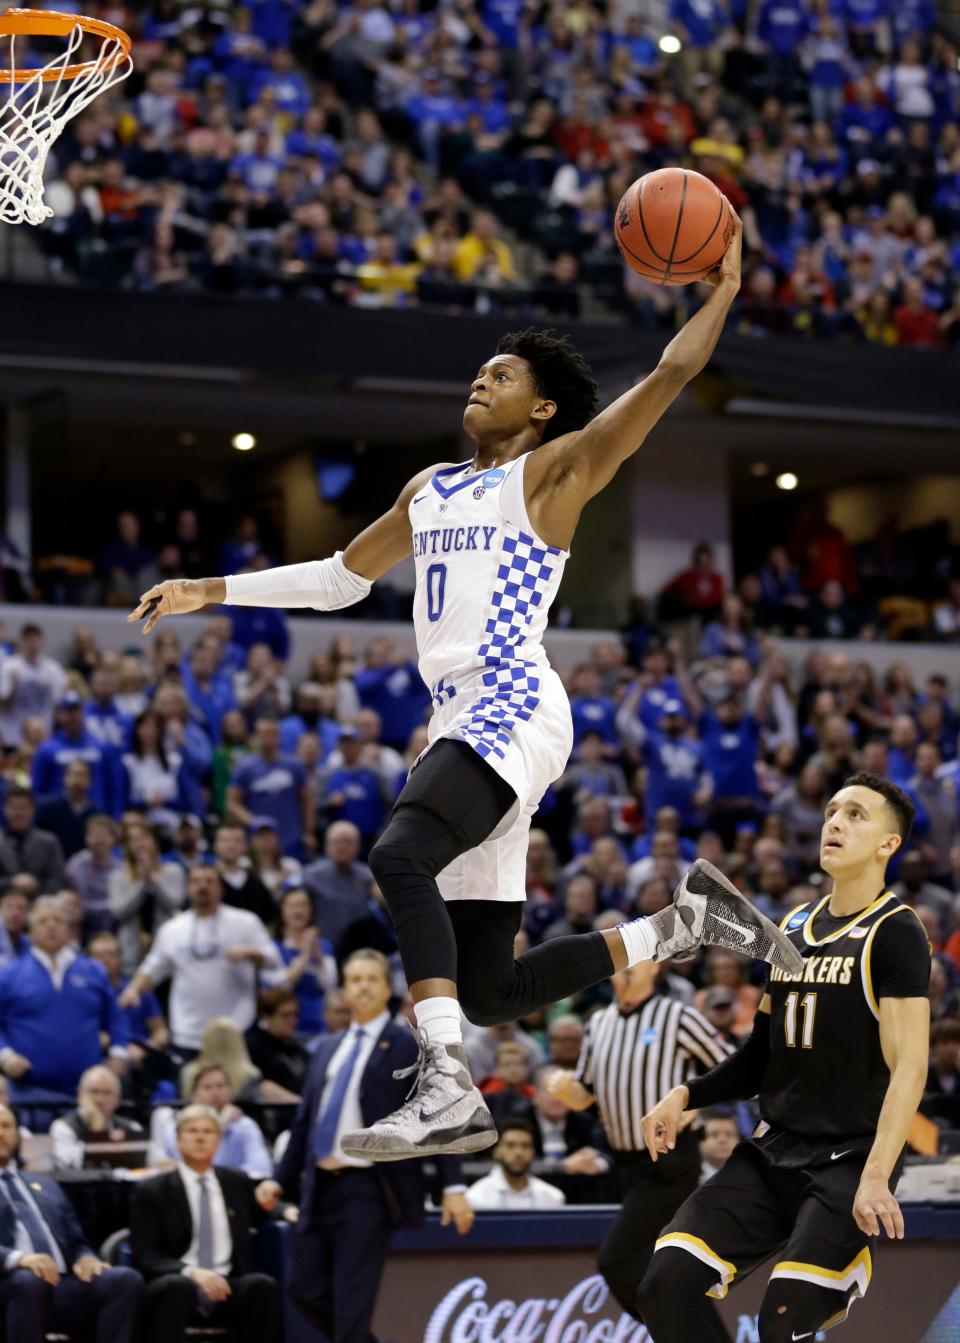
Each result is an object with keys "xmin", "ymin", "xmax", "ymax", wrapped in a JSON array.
[{"xmin": 180, "ymin": 1016, "xmax": 262, "ymax": 1102}]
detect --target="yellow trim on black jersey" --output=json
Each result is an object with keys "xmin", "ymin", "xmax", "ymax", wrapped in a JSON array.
[
  {"xmin": 769, "ymin": 1246, "xmax": 872, "ymax": 1297},
  {"xmin": 779, "ymin": 902, "xmax": 810, "ymax": 931},
  {"xmin": 801, "ymin": 891, "xmax": 897, "ymax": 946},
  {"xmin": 861, "ymin": 902, "xmax": 929, "ymax": 1021},
  {"xmin": 654, "ymin": 1232, "xmax": 738, "ymax": 1299}
]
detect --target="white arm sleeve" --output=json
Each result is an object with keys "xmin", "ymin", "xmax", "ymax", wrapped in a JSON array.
[{"xmin": 223, "ymin": 551, "xmax": 372, "ymax": 611}]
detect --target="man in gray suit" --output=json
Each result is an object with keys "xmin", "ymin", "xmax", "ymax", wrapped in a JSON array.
[{"xmin": 0, "ymin": 790, "xmax": 64, "ymax": 894}]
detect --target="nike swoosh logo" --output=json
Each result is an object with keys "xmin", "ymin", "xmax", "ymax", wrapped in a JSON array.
[
  {"xmin": 413, "ymin": 494, "xmax": 428, "ymax": 504},
  {"xmin": 831, "ymin": 1149, "xmax": 853, "ymax": 1161},
  {"xmin": 419, "ymin": 1095, "xmax": 464, "ymax": 1124},
  {"xmin": 712, "ymin": 912, "xmax": 757, "ymax": 948},
  {"xmin": 792, "ymin": 1332, "xmax": 813, "ymax": 1341}
]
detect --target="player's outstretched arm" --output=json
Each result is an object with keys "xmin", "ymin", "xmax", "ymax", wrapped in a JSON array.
[
  {"xmin": 129, "ymin": 465, "xmax": 439, "ymax": 633},
  {"xmin": 531, "ymin": 212, "xmax": 742, "ymax": 530},
  {"xmin": 853, "ymin": 995, "xmax": 930, "ymax": 1240}
]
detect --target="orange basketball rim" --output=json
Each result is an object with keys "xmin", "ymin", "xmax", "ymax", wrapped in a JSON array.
[{"xmin": 0, "ymin": 8, "xmax": 132, "ymax": 83}]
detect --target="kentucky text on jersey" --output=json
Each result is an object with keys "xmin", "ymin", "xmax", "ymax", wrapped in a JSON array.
[
  {"xmin": 412, "ymin": 525, "xmax": 498, "ymax": 557},
  {"xmin": 769, "ymin": 956, "xmax": 855, "ymax": 986}
]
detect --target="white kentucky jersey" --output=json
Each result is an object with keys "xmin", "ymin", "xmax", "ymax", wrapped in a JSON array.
[{"xmin": 408, "ymin": 452, "xmax": 573, "ymax": 816}]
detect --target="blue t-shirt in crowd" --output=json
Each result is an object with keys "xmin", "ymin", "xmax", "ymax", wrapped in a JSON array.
[
  {"xmin": 231, "ymin": 753, "xmax": 307, "ymax": 855},
  {"xmin": 31, "ymin": 731, "xmax": 121, "ymax": 816},
  {"xmin": 278, "ymin": 714, "xmax": 340, "ymax": 759},
  {"xmin": 639, "ymin": 677, "xmax": 684, "ymax": 731},
  {"xmin": 228, "ymin": 606, "xmax": 290, "ymax": 662},
  {"xmin": 887, "ymin": 747, "xmax": 916, "ymax": 787},
  {"xmin": 482, "ymin": 0, "xmax": 525, "ymax": 48},
  {"xmin": 115, "ymin": 976, "xmax": 163, "ymax": 1042},
  {"xmin": 843, "ymin": 0, "xmax": 883, "ymax": 25},
  {"xmin": 570, "ymin": 695, "xmax": 618, "ymax": 747},
  {"xmin": 630, "ymin": 832, "xmax": 698, "ymax": 862},
  {"xmin": 642, "ymin": 732, "xmax": 706, "ymax": 826},
  {"xmin": 84, "ymin": 702, "xmax": 133, "ymax": 752},
  {"xmin": 354, "ymin": 663, "xmax": 430, "ymax": 750},
  {"xmin": 324, "ymin": 764, "xmax": 386, "ymax": 841},
  {"xmin": 669, "ymin": 0, "xmax": 726, "ymax": 47},
  {"xmin": 274, "ymin": 938, "xmax": 334, "ymax": 1036},
  {"xmin": 700, "ymin": 712, "xmax": 761, "ymax": 800},
  {"xmin": 757, "ymin": 0, "xmax": 810, "ymax": 52}
]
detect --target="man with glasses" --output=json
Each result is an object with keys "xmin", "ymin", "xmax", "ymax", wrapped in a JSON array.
[{"xmin": 120, "ymin": 865, "xmax": 280, "ymax": 1058}]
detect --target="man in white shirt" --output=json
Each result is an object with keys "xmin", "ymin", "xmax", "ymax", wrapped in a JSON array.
[
  {"xmin": 130, "ymin": 1104, "xmax": 278, "ymax": 1343},
  {"xmin": 120, "ymin": 864, "xmax": 281, "ymax": 1054},
  {"xmin": 467, "ymin": 1120, "xmax": 566, "ymax": 1211},
  {"xmin": 0, "ymin": 625, "xmax": 68, "ymax": 747}
]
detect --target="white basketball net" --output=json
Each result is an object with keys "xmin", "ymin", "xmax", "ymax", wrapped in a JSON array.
[{"xmin": 0, "ymin": 21, "xmax": 132, "ymax": 226}]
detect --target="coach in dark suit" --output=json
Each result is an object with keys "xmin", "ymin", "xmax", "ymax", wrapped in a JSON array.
[
  {"xmin": 131, "ymin": 1104, "xmax": 278, "ymax": 1343},
  {"xmin": 0, "ymin": 1103, "xmax": 142, "ymax": 1343},
  {"xmin": 257, "ymin": 948, "xmax": 474, "ymax": 1343}
]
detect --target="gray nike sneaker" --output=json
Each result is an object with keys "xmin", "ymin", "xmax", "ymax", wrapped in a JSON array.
[
  {"xmin": 340, "ymin": 1036, "xmax": 498, "ymax": 1162},
  {"xmin": 648, "ymin": 859, "xmax": 804, "ymax": 975}
]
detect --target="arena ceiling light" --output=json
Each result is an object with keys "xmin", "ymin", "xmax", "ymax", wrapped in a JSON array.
[
  {"xmin": 658, "ymin": 35, "xmax": 681, "ymax": 54},
  {"xmin": 775, "ymin": 472, "xmax": 798, "ymax": 491},
  {"xmin": 231, "ymin": 432, "xmax": 256, "ymax": 451}
]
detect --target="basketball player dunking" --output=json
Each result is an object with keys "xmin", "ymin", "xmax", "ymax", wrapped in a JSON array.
[
  {"xmin": 637, "ymin": 772, "xmax": 931, "ymax": 1342},
  {"xmin": 131, "ymin": 211, "xmax": 801, "ymax": 1161}
]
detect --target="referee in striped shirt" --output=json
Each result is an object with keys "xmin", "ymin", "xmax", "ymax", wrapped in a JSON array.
[{"xmin": 547, "ymin": 959, "xmax": 731, "ymax": 1321}]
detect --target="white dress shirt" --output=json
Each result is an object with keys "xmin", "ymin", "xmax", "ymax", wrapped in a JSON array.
[
  {"xmin": 466, "ymin": 1166, "xmax": 566, "ymax": 1212},
  {"xmin": 317, "ymin": 1011, "xmax": 391, "ymax": 1171},
  {"xmin": 177, "ymin": 1164, "xmax": 232, "ymax": 1277},
  {"xmin": 139, "ymin": 907, "xmax": 281, "ymax": 1049},
  {"xmin": 0, "ymin": 1166, "xmax": 67, "ymax": 1272}
]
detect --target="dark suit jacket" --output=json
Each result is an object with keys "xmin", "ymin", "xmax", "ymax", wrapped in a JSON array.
[
  {"xmin": 0, "ymin": 1169, "xmax": 93, "ymax": 1264},
  {"xmin": 130, "ymin": 1166, "xmax": 263, "ymax": 1280},
  {"xmin": 275, "ymin": 1019, "xmax": 461, "ymax": 1228},
  {"xmin": 0, "ymin": 828, "xmax": 65, "ymax": 893}
]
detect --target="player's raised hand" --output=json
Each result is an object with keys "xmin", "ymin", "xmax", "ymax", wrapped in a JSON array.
[
  {"xmin": 641, "ymin": 1085, "xmax": 689, "ymax": 1163},
  {"xmin": 853, "ymin": 1176, "xmax": 904, "ymax": 1239},
  {"xmin": 128, "ymin": 578, "xmax": 212, "ymax": 634},
  {"xmin": 703, "ymin": 205, "xmax": 742, "ymax": 290}
]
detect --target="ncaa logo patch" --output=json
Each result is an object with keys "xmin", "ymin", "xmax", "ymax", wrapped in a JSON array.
[
  {"xmin": 640, "ymin": 1027, "xmax": 659, "ymax": 1045},
  {"xmin": 473, "ymin": 486, "xmax": 486, "ymax": 499},
  {"xmin": 482, "ymin": 467, "xmax": 505, "ymax": 489},
  {"xmin": 787, "ymin": 911, "xmax": 809, "ymax": 930}
]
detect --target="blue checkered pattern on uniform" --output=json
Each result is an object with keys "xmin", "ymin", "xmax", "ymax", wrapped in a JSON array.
[
  {"xmin": 477, "ymin": 529, "xmax": 562, "ymax": 664},
  {"xmin": 456, "ymin": 663, "xmax": 542, "ymax": 761},
  {"xmin": 432, "ymin": 678, "xmax": 457, "ymax": 706}
]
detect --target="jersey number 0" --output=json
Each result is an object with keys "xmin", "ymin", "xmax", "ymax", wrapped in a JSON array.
[{"xmin": 426, "ymin": 563, "xmax": 446, "ymax": 622}]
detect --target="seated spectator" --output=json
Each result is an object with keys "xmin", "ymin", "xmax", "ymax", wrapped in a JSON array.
[
  {"xmin": 660, "ymin": 543, "xmax": 725, "ymax": 619},
  {"xmin": 131, "ymin": 1104, "xmax": 278, "ymax": 1343},
  {"xmin": 233, "ymin": 643, "xmax": 291, "ymax": 728},
  {"xmin": 245, "ymin": 989, "xmax": 310, "ymax": 1096},
  {"xmin": 921, "ymin": 1018, "xmax": 960, "ymax": 1132},
  {"xmin": 302, "ymin": 821, "xmax": 374, "ymax": 955},
  {"xmin": 894, "ymin": 851, "xmax": 954, "ymax": 932},
  {"xmin": 108, "ymin": 825, "xmax": 186, "ymax": 975},
  {"xmin": 167, "ymin": 814, "xmax": 208, "ymax": 872},
  {"xmin": 181, "ymin": 1018, "xmax": 263, "ymax": 1105},
  {"xmin": 99, "ymin": 511, "xmax": 155, "ymax": 605},
  {"xmin": 930, "ymin": 957, "xmax": 960, "ymax": 1023},
  {"xmin": 227, "ymin": 717, "xmax": 313, "ymax": 860},
  {"xmin": 31, "ymin": 693, "xmax": 120, "ymax": 817},
  {"xmin": 809, "ymin": 579, "xmax": 861, "ymax": 639},
  {"xmin": 123, "ymin": 858, "xmax": 280, "ymax": 1050},
  {"xmin": 453, "ymin": 210, "xmax": 516, "ymax": 284},
  {"xmin": 65, "ymin": 814, "xmax": 120, "ymax": 933},
  {"xmin": 700, "ymin": 595, "xmax": 760, "ymax": 664},
  {"xmin": 319, "ymin": 725, "xmax": 386, "ymax": 852},
  {"xmin": 559, "ymin": 732, "xmax": 628, "ymax": 804},
  {"xmin": 699, "ymin": 986, "xmax": 746, "ymax": 1047},
  {"xmin": 480, "ymin": 1042, "xmax": 536, "ymax": 1125},
  {"xmin": 699, "ymin": 1109, "xmax": 741, "ymax": 1183},
  {"xmin": 466, "ymin": 1119, "xmax": 566, "ymax": 1211},
  {"xmin": 546, "ymin": 1015, "xmax": 585, "ymax": 1070},
  {"xmin": 0, "ymin": 897, "xmax": 128, "ymax": 1101},
  {"xmin": 35, "ymin": 759, "xmax": 95, "ymax": 859},
  {"xmin": 120, "ymin": 710, "xmax": 193, "ymax": 817},
  {"xmin": 463, "ymin": 1021, "xmax": 546, "ymax": 1082},
  {"xmin": 84, "ymin": 663, "xmax": 133, "ymax": 752},
  {"xmin": 86, "ymin": 931, "xmax": 169, "ymax": 1056},
  {"xmin": 50, "ymin": 1064, "xmax": 144, "ymax": 1169},
  {"xmin": 0, "ymin": 889, "xmax": 29, "ymax": 969},
  {"xmin": 278, "ymin": 681, "xmax": 339, "ymax": 758},
  {"xmin": 530, "ymin": 1069, "xmax": 607, "ymax": 1171},
  {"xmin": 211, "ymin": 711, "xmax": 252, "ymax": 818},
  {"xmin": 155, "ymin": 1062, "xmax": 272, "ymax": 1181},
  {"xmin": 894, "ymin": 276, "xmax": 943, "ymax": 349},
  {"xmin": 248, "ymin": 817, "xmax": 302, "ymax": 898},
  {"xmin": 0, "ymin": 1102, "xmax": 142, "ymax": 1340},
  {"xmin": 0, "ymin": 787, "xmax": 65, "ymax": 893},
  {"xmin": 543, "ymin": 875, "xmax": 599, "ymax": 941},
  {"xmin": 270, "ymin": 887, "xmax": 338, "ymax": 1037},
  {"xmin": 694, "ymin": 950, "xmax": 761, "ymax": 1037},
  {"xmin": 0, "ymin": 624, "xmax": 68, "ymax": 748},
  {"xmin": 213, "ymin": 823, "xmax": 275, "ymax": 927}
]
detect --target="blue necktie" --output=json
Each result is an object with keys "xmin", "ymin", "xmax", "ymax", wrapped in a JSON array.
[
  {"xmin": 0, "ymin": 1171, "xmax": 57, "ymax": 1259},
  {"xmin": 312, "ymin": 1027, "xmax": 366, "ymax": 1161}
]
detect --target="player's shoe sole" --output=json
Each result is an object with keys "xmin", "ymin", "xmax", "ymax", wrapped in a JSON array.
[{"xmin": 654, "ymin": 859, "xmax": 804, "ymax": 976}]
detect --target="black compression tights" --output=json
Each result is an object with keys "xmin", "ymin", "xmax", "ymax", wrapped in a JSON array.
[{"xmin": 369, "ymin": 739, "xmax": 614, "ymax": 1022}]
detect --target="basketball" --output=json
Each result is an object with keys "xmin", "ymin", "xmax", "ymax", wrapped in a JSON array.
[{"xmin": 614, "ymin": 168, "xmax": 734, "ymax": 286}]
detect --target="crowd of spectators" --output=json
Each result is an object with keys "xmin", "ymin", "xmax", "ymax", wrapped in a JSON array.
[
  {"xmin": 22, "ymin": 1, "xmax": 959, "ymax": 344},
  {"xmin": 0, "ymin": 583, "xmax": 955, "ymax": 1213}
]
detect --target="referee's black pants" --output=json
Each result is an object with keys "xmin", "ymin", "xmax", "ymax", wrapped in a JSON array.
[{"xmin": 598, "ymin": 1131, "xmax": 701, "ymax": 1322}]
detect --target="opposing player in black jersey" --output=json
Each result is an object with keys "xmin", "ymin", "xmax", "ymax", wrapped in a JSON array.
[{"xmin": 637, "ymin": 771, "xmax": 931, "ymax": 1343}]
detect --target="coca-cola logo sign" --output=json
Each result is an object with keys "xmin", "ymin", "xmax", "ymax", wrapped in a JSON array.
[{"xmin": 423, "ymin": 1274, "xmax": 651, "ymax": 1343}]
